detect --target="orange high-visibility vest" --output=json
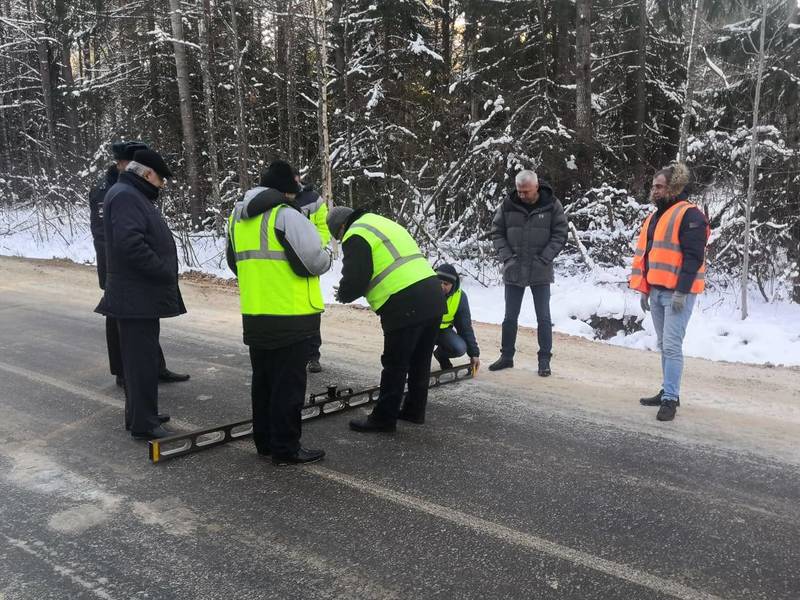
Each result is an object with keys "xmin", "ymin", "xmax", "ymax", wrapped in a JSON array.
[{"xmin": 629, "ymin": 201, "xmax": 709, "ymax": 295}]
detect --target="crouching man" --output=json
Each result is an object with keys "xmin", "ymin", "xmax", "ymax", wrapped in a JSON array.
[{"xmin": 432, "ymin": 263, "xmax": 480, "ymax": 374}]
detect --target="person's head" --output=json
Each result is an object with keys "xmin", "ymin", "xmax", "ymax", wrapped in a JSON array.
[
  {"xmin": 128, "ymin": 149, "xmax": 172, "ymax": 189},
  {"xmin": 260, "ymin": 160, "xmax": 301, "ymax": 198},
  {"xmin": 111, "ymin": 141, "xmax": 148, "ymax": 172},
  {"xmin": 651, "ymin": 163, "xmax": 689, "ymax": 204},
  {"xmin": 515, "ymin": 170, "xmax": 539, "ymax": 204},
  {"xmin": 326, "ymin": 206, "xmax": 354, "ymax": 241},
  {"xmin": 435, "ymin": 263, "xmax": 459, "ymax": 296}
]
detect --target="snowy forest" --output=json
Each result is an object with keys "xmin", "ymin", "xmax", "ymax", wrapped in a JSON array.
[{"xmin": 1, "ymin": 0, "xmax": 799, "ymax": 303}]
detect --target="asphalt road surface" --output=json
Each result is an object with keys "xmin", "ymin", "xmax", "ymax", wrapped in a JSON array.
[{"xmin": 1, "ymin": 259, "xmax": 798, "ymax": 599}]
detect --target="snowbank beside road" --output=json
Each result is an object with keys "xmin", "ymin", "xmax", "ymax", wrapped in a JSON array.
[{"xmin": 2, "ymin": 207, "xmax": 798, "ymax": 367}]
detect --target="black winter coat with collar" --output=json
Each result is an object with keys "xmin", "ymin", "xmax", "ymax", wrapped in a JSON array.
[
  {"xmin": 490, "ymin": 182, "xmax": 568, "ymax": 286},
  {"xmin": 95, "ymin": 172, "xmax": 186, "ymax": 319}
]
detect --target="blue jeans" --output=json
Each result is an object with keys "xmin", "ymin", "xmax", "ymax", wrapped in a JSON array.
[
  {"xmin": 649, "ymin": 288, "xmax": 696, "ymax": 401},
  {"xmin": 436, "ymin": 328, "xmax": 467, "ymax": 359},
  {"xmin": 501, "ymin": 284, "xmax": 552, "ymax": 359}
]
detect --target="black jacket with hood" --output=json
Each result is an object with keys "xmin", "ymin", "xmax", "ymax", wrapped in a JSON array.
[
  {"xmin": 226, "ymin": 186, "xmax": 332, "ymax": 349},
  {"xmin": 336, "ymin": 209, "xmax": 445, "ymax": 332}
]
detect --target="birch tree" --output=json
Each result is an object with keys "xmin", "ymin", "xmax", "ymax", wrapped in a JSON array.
[{"xmin": 168, "ymin": 0, "xmax": 203, "ymax": 224}]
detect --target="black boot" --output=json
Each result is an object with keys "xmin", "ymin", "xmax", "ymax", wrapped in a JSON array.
[
  {"xmin": 115, "ymin": 375, "xmax": 125, "ymax": 388},
  {"xmin": 640, "ymin": 390, "xmax": 680, "ymax": 407},
  {"xmin": 158, "ymin": 369, "xmax": 190, "ymax": 383},
  {"xmin": 537, "ymin": 358, "xmax": 551, "ymax": 377},
  {"xmin": 488, "ymin": 356, "xmax": 514, "ymax": 371},
  {"xmin": 657, "ymin": 399, "xmax": 678, "ymax": 421},
  {"xmin": 349, "ymin": 416, "xmax": 396, "ymax": 433},
  {"xmin": 307, "ymin": 360, "xmax": 322, "ymax": 373},
  {"xmin": 397, "ymin": 409, "xmax": 425, "ymax": 425},
  {"xmin": 272, "ymin": 447, "xmax": 325, "ymax": 465},
  {"xmin": 433, "ymin": 348, "xmax": 453, "ymax": 371},
  {"xmin": 131, "ymin": 425, "xmax": 174, "ymax": 440}
]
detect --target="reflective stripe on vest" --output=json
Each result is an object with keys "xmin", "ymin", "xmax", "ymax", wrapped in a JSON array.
[
  {"xmin": 228, "ymin": 204, "xmax": 324, "ymax": 316},
  {"xmin": 629, "ymin": 201, "xmax": 709, "ymax": 294},
  {"xmin": 441, "ymin": 289, "xmax": 462, "ymax": 329},
  {"xmin": 343, "ymin": 214, "xmax": 435, "ymax": 311}
]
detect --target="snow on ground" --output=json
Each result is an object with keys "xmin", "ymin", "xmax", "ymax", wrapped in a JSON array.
[{"xmin": 2, "ymin": 206, "xmax": 799, "ymax": 367}]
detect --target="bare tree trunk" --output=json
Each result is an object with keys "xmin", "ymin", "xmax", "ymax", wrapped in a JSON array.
[
  {"xmin": 198, "ymin": 0, "xmax": 222, "ymax": 214},
  {"xmin": 634, "ymin": 0, "xmax": 648, "ymax": 192},
  {"xmin": 677, "ymin": 0, "xmax": 700, "ymax": 162},
  {"xmin": 575, "ymin": 0, "xmax": 593, "ymax": 190},
  {"xmin": 229, "ymin": 0, "xmax": 250, "ymax": 190},
  {"xmin": 535, "ymin": 0, "xmax": 548, "ymax": 82},
  {"xmin": 0, "ymin": 0, "xmax": 11, "ymax": 173},
  {"xmin": 285, "ymin": 0, "xmax": 297, "ymax": 163},
  {"xmin": 275, "ymin": 1, "xmax": 288, "ymax": 154},
  {"xmin": 331, "ymin": 0, "xmax": 345, "ymax": 90},
  {"xmin": 146, "ymin": 0, "xmax": 160, "ymax": 140},
  {"xmin": 168, "ymin": 0, "xmax": 203, "ymax": 224},
  {"xmin": 741, "ymin": 0, "xmax": 769, "ymax": 320},
  {"xmin": 440, "ymin": 0, "xmax": 452, "ymax": 85},
  {"xmin": 35, "ymin": 0, "xmax": 56, "ymax": 171},
  {"xmin": 311, "ymin": 0, "xmax": 332, "ymax": 203},
  {"xmin": 55, "ymin": 0, "xmax": 79, "ymax": 155},
  {"xmin": 556, "ymin": 0, "xmax": 571, "ymax": 85},
  {"xmin": 463, "ymin": 1, "xmax": 479, "ymax": 122}
]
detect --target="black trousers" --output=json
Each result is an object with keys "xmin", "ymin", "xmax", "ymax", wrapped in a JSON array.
[
  {"xmin": 501, "ymin": 284, "xmax": 553, "ymax": 360},
  {"xmin": 371, "ymin": 317, "xmax": 440, "ymax": 424},
  {"xmin": 249, "ymin": 337, "xmax": 315, "ymax": 456},
  {"xmin": 107, "ymin": 316, "xmax": 166, "ymax": 377},
  {"xmin": 309, "ymin": 331, "xmax": 321, "ymax": 362},
  {"xmin": 117, "ymin": 318, "xmax": 161, "ymax": 433}
]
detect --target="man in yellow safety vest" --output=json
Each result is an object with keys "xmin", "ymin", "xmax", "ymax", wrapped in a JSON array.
[
  {"xmin": 227, "ymin": 160, "xmax": 333, "ymax": 464},
  {"xmin": 327, "ymin": 206, "xmax": 446, "ymax": 432},
  {"xmin": 433, "ymin": 263, "xmax": 480, "ymax": 373}
]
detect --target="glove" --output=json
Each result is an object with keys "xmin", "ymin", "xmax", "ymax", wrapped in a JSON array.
[
  {"xmin": 640, "ymin": 293, "xmax": 650, "ymax": 313},
  {"xmin": 671, "ymin": 291, "xmax": 687, "ymax": 313}
]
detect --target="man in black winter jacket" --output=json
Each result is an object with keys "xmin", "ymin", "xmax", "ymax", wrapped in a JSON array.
[
  {"xmin": 89, "ymin": 141, "xmax": 188, "ymax": 388},
  {"xmin": 95, "ymin": 149, "xmax": 186, "ymax": 440},
  {"xmin": 489, "ymin": 170, "xmax": 568, "ymax": 376},
  {"xmin": 327, "ymin": 206, "xmax": 445, "ymax": 431},
  {"xmin": 432, "ymin": 264, "xmax": 480, "ymax": 372}
]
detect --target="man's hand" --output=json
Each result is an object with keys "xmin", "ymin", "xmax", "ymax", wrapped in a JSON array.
[
  {"xmin": 640, "ymin": 293, "xmax": 650, "ymax": 313},
  {"xmin": 671, "ymin": 291, "xmax": 687, "ymax": 313},
  {"xmin": 470, "ymin": 356, "xmax": 480, "ymax": 375},
  {"xmin": 333, "ymin": 285, "xmax": 340, "ymax": 302}
]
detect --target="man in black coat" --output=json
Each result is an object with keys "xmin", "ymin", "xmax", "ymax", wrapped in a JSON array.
[
  {"xmin": 489, "ymin": 170, "xmax": 568, "ymax": 376},
  {"xmin": 89, "ymin": 141, "xmax": 188, "ymax": 388},
  {"xmin": 95, "ymin": 149, "xmax": 186, "ymax": 439}
]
